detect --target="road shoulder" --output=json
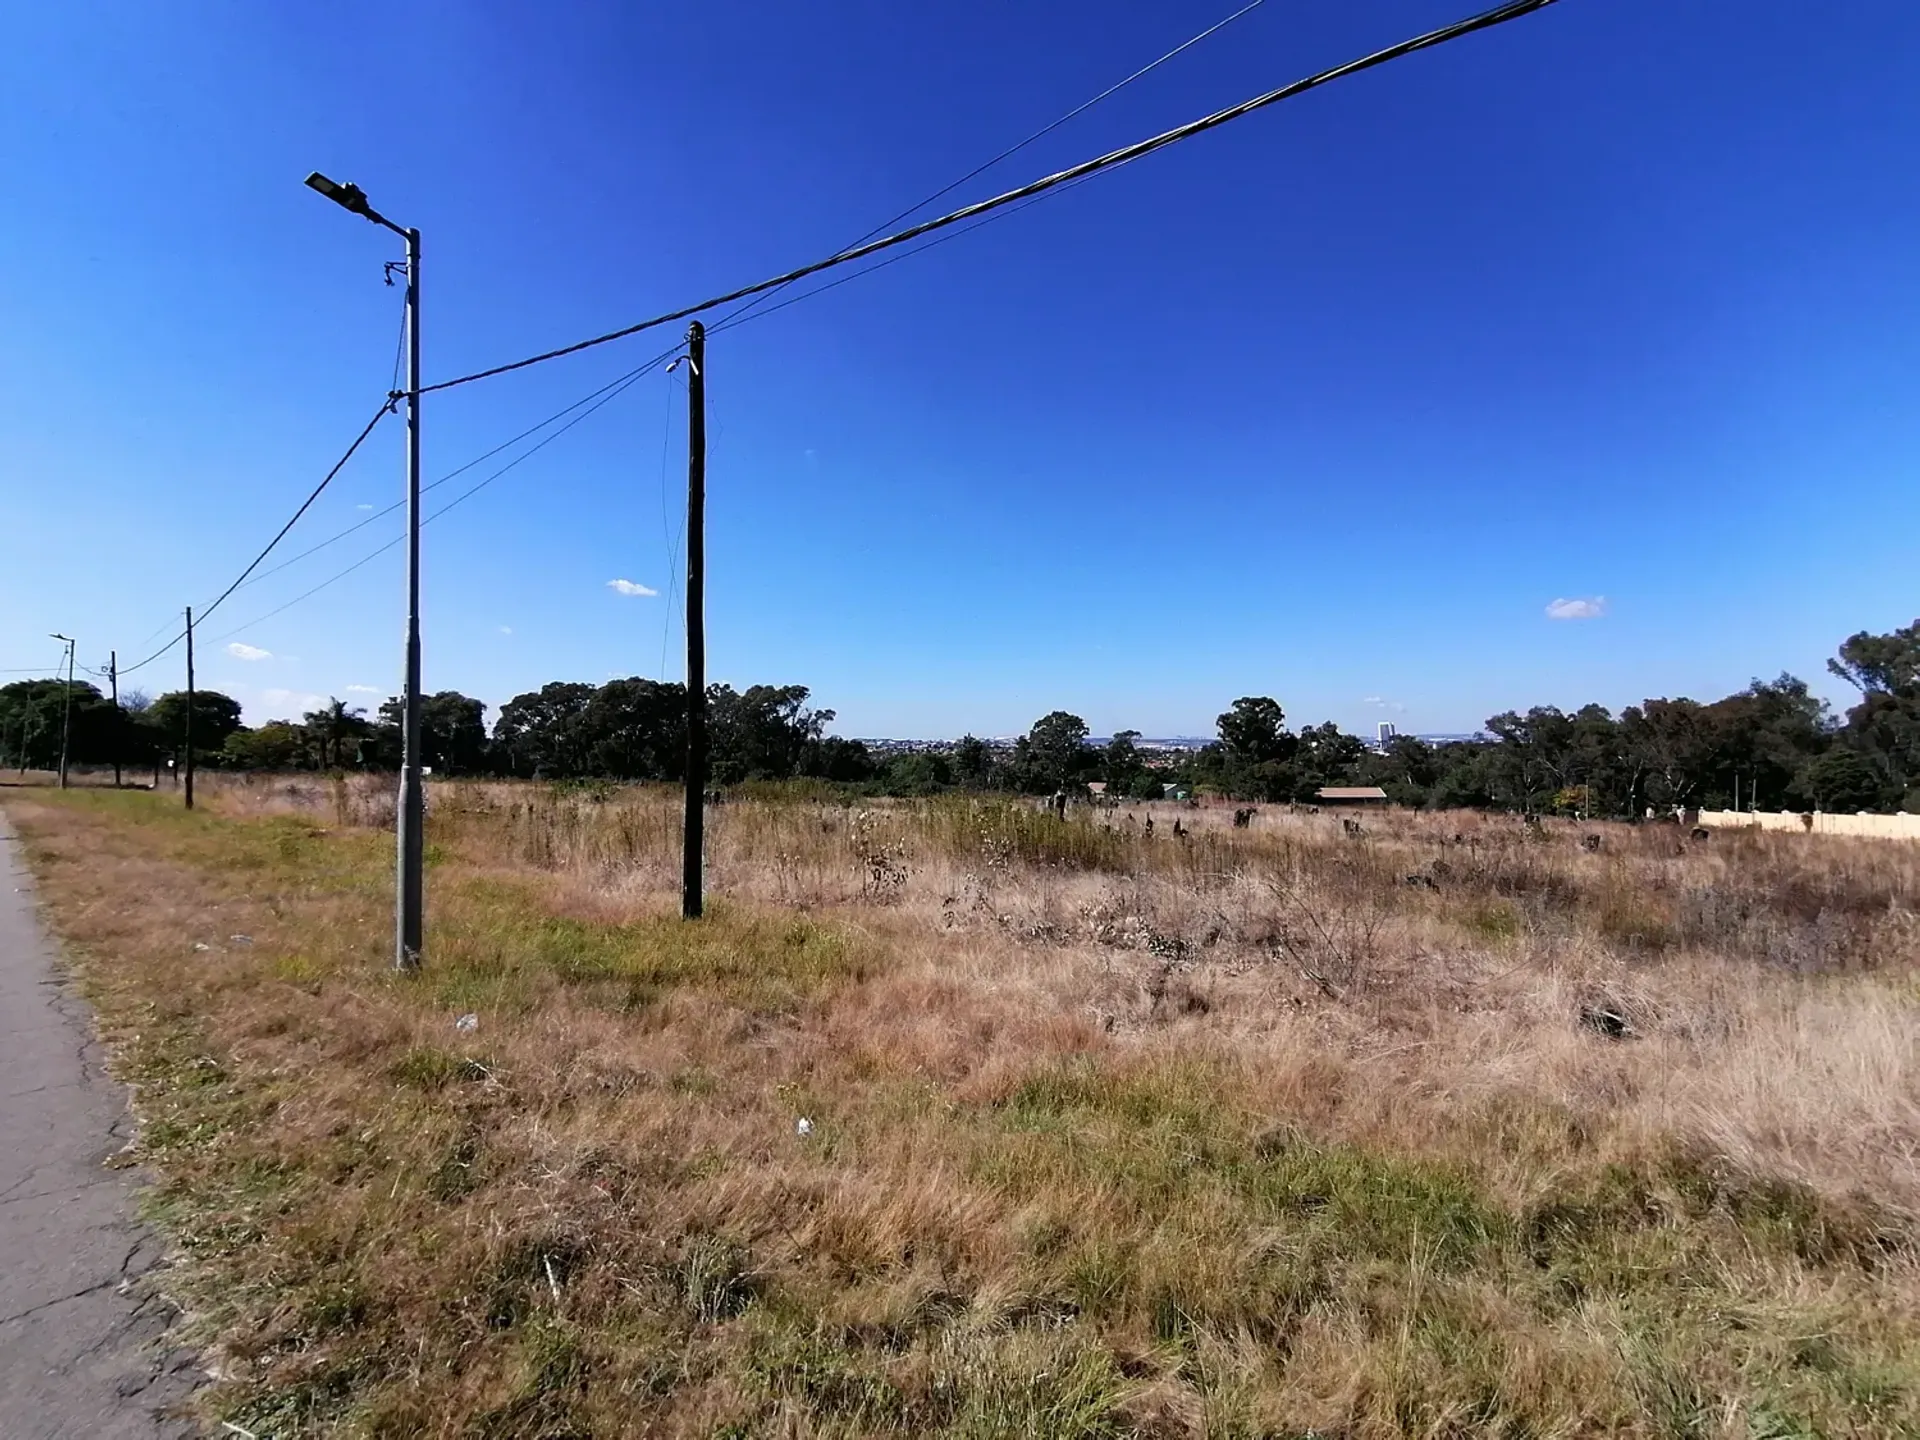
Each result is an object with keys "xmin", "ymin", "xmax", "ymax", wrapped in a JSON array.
[{"xmin": 0, "ymin": 805, "xmax": 201, "ymax": 1439}]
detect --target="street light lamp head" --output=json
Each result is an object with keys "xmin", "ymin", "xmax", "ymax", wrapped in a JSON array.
[
  {"xmin": 304, "ymin": 171, "xmax": 372, "ymax": 217},
  {"xmin": 50, "ymin": 633, "xmax": 73, "ymax": 644}
]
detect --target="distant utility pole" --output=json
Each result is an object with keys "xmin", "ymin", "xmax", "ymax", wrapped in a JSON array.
[
  {"xmin": 49, "ymin": 632, "xmax": 74, "ymax": 789},
  {"xmin": 304, "ymin": 171, "xmax": 424, "ymax": 971},
  {"xmin": 682, "ymin": 320, "xmax": 707, "ymax": 920},
  {"xmin": 108, "ymin": 650, "xmax": 121, "ymax": 788},
  {"xmin": 183, "ymin": 607, "xmax": 195, "ymax": 811}
]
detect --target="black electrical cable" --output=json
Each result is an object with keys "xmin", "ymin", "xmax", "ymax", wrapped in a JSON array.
[
  {"xmin": 418, "ymin": 0, "xmax": 1558, "ymax": 397},
  {"xmin": 118, "ymin": 399, "xmax": 393, "ymax": 676},
  {"xmin": 142, "ymin": 0, "xmax": 1282, "ymax": 656},
  {"xmin": 206, "ymin": 354, "xmax": 674, "ymax": 646},
  {"xmin": 237, "ymin": 7, "xmax": 1263, "ymax": 605},
  {"xmin": 390, "ymin": 293, "xmax": 409, "ymax": 397},
  {"xmin": 713, "ymin": 0, "xmax": 1269, "ymax": 335},
  {"xmin": 115, "ymin": 0, "xmax": 1560, "ymax": 675},
  {"xmin": 709, "ymin": 172, "xmax": 1100, "ymax": 338},
  {"xmin": 235, "ymin": 346, "xmax": 679, "ymax": 595}
]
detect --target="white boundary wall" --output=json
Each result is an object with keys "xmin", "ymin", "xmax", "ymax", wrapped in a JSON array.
[{"xmin": 1694, "ymin": 809, "xmax": 1920, "ymax": 841}]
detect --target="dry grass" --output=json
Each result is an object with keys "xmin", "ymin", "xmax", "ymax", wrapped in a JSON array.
[{"xmin": 6, "ymin": 775, "xmax": 1920, "ymax": 1438}]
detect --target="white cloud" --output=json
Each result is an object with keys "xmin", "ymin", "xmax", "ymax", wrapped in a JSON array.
[
  {"xmin": 261, "ymin": 688, "xmax": 327, "ymax": 713},
  {"xmin": 355, "ymin": 503, "xmax": 373, "ymax": 511},
  {"xmin": 498, "ymin": 625, "xmax": 514, "ymax": 636},
  {"xmin": 1545, "ymin": 596, "xmax": 1608, "ymax": 621},
  {"xmin": 607, "ymin": 579, "xmax": 658, "ymax": 597},
  {"xmin": 225, "ymin": 642, "xmax": 272, "ymax": 662},
  {"xmin": 345, "ymin": 684, "xmax": 380, "ymax": 694}
]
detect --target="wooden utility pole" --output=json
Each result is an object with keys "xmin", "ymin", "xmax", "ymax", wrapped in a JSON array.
[
  {"xmin": 108, "ymin": 650, "xmax": 121, "ymax": 789},
  {"xmin": 395, "ymin": 222, "xmax": 425, "ymax": 972},
  {"xmin": 183, "ymin": 607, "xmax": 195, "ymax": 811},
  {"xmin": 682, "ymin": 320, "xmax": 707, "ymax": 920},
  {"xmin": 53, "ymin": 636, "xmax": 74, "ymax": 789}
]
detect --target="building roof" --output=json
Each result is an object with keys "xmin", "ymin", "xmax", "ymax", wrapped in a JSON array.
[{"xmin": 1317, "ymin": 786, "xmax": 1389, "ymax": 801}]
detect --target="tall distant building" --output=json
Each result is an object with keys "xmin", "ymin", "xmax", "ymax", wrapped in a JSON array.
[{"xmin": 1376, "ymin": 721, "xmax": 1397, "ymax": 747}]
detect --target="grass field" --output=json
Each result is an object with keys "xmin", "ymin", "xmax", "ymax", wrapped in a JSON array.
[{"xmin": 4, "ymin": 776, "xmax": 1918, "ymax": 1438}]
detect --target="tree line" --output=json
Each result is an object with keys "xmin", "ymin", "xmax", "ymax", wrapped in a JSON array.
[{"xmin": 4, "ymin": 619, "xmax": 1916, "ymax": 816}]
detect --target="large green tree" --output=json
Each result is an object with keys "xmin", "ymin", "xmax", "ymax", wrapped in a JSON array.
[
  {"xmin": 222, "ymin": 721, "xmax": 310, "ymax": 771},
  {"xmin": 1217, "ymin": 697, "xmax": 1292, "ymax": 765},
  {"xmin": 1014, "ymin": 711, "xmax": 1091, "ymax": 794},
  {"xmin": 1829, "ymin": 621, "xmax": 1920, "ymax": 807},
  {"xmin": 1358, "ymin": 735, "xmax": 1444, "ymax": 808},
  {"xmin": 1292, "ymin": 721, "xmax": 1367, "ymax": 801},
  {"xmin": 800, "ymin": 736, "xmax": 876, "ymax": 783},
  {"xmin": 1621, "ymin": 699, "xmax": 1714, "ymax": 813},
  {"xmin": 708, "ymin": 684, "xmax": 832, "ymax": 783},
  {"xmin": 1829, "ymin": 621, "xmax": 1920, "ymax": 696},
  {"xmin": 1697, "ymin": 675, "xmax": 1833, "ymax": 810},
  {"xmin": 1483, "ymin": 707, "xmax": 1577, "ymax": 814},
  {"xmin": 371, "ymin": 692, "xmax": 490, "ymax": 773},
  {"xmin": 494, "ymin": 682, "xmax": 597, "ymax": 777},
  {"xmin": 301, "ymin": 699, "xmax": 373, "ymax": 769},
  {"xmin": 578, "ymin": 679, "xmax": 683, "ymax": 780},
  {"xmin": 951, "ymin": 735, "xmax": 993, "ymax": 787},
  {"xmin": 0, "ymin": 679, "xmax": 123, "ymax": 770},
  {"xmin": 880, "ymin": 751, "xmax": 949, "ymax": 795},
  {"xmin": 146, "ymin": 690, "xmax": 244, "ymax": 764},
  {"xmin": 1101, "ymin": 730, "xmax": 1146, "ymax": 792},
  {"xmin": 1795, "ymin": 748, "xmax": 1888, "ymax": 814}
]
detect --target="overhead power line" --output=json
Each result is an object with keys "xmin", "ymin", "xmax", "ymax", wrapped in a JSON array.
[
  {"xmin": 105, "ymin": 0, "xmax": 1277, "ymax": 660},
  {"xmin": 226, "ymin": 8, "xmax": 1256, "ymax": 605},
  {"xmin": 712, "ymin": 0, "xmax": 1270, "ymax": 335},
  {"xmin": 106, "ymin": 0, "xmax": 1558, "ymax": 680},
  {"xmin": 868, "ymin": 0, "xmax": 1269, "ymax": 237},
  {"xmin": 206, "ymin": 351, "xmax": 679, "ymax": 647},
  {"xmin": 419, "ymin": 0, "xmax": 1558, "ymax": 397},
  {"xmin": 118, "ymin": 400, "xmax": 393, "ymax": 676},
  {"xmin": 710, "ymin": 171, "xmax": 1100, "ymax": 338},
  {"xmin": 234, "ymin": 349, "xmax": 676, "ymax": 595},
  {"xmin": 234, "ymin": 182, "xmax": 1070, "ymax": 618}
]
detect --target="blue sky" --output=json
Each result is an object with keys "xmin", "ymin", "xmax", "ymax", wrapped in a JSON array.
[{"xmin": 3, "ymin": 0, "xmax": 1916, "ymax": 739}]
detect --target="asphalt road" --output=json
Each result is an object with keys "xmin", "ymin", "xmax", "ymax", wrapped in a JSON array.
[{"xmin": 0, "ymin": 808, "xmax": 200, "ymax": 1438}]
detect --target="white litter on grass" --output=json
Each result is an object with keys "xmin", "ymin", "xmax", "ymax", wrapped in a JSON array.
[
  {"xmin": 229, "ymin": 934, "xmax": 253, "ymax": 945},
  {"xmin": 795, "ymin": 1117, "xmax": 813, "ymax": 1138},
  {"xmin": 192, "ymin": 943, "xmax": 210, "ymax": 952},
  {"xmin": 454, "ymin": 1013, "xmax": 479, "ymax": 1034}
]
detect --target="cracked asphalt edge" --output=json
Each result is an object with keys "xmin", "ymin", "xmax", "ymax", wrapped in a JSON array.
[{"xmin": 0, "ymin": 807, "xmax": 206, "ymax": 1437}]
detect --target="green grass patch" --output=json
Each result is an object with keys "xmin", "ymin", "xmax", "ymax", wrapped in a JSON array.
[{"xmin": 426, "ymin": 879, "xmax": 879, "ymax": 1017}]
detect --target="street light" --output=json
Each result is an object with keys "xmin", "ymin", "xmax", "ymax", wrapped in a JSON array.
[
  {"xmin": 305, "ymin": 172, "xmax": 425, "ymax": 973},
  {"xmin": 49, "ymin": 633, "xmax": 74, "ymax": 790}
]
